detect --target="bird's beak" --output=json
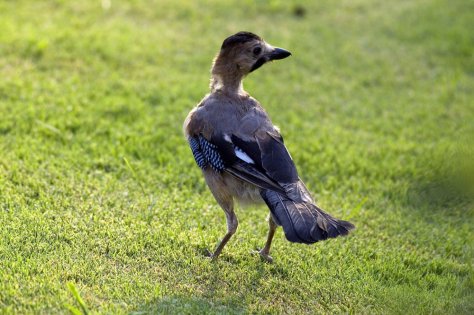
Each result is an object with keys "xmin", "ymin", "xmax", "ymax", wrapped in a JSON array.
[
  {"xmin": 249, "ymin": 47, "xmax": 291, "ymax": 72},
  {"xmin": 268, "ymin": 47, "xmax": 291, "ymax": 61}
]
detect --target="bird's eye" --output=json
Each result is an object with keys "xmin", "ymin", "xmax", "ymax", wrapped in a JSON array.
[{"xmin": 253, "ymin": 47, "xmax": 262, "ymax": 55}]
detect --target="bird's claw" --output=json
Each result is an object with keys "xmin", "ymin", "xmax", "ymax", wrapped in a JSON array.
[
  {"xmin": 203, "ymin": 249, "xmax": 221, "ymax": 262},
  {"xmin": 203, "ymin": 248, "xmax": 214, "ymax": 258},
  {"xmin": 252, "ymin": 249, "xmax": 273, "ymax": 263}
]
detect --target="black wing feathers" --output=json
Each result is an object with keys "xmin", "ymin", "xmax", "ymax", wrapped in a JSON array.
[
  {"xmin": 230, "ymin": 135, "xmax": 262, "ymax": 167},
  {"xmin": 226, "ymin": 161, "xmax": 286, "ymax": 194},
  {"xmin": 188, "ymin": 134, "xmax": 286, "ymax": 193},
  {"xmin": 231, "ymin": 133, "xmax": 298, "ymax": 184},
  {"xmin": 257, "ymin": 133, "xmax": 298, "ymax": 183}
]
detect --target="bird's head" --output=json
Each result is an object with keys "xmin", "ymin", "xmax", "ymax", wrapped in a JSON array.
[{"xmin": 212, "ymin": 32, "xmax": 291, "ymax": 78}]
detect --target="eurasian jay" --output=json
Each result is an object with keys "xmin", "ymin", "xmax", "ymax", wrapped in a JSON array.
[{"xmin": 184, "ymin": 32, "xmax": 354, "ymax": 262}]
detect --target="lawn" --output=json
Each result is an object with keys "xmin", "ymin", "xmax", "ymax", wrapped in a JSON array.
[{"xmin": 0, "ymin": 0, "xmax": 473, "ymax": 314}]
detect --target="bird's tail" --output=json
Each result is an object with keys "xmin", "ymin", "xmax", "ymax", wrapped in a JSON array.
[{"xmin": 260, "ymin": 189, "xmax": 355, "ymax": 244}]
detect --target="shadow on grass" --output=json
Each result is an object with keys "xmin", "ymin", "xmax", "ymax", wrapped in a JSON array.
[
  {"xmin": 403, "ymin": 146, "xmax": 473, "ymax": 212},
  {"xmin": 129, "ymin": 256, "xmax": 250, "ymax": 314},
  {"xmin": 130, "ymin": 242, "xmax": 292, "ymax": 314},
  {"xmin": 405, "ymin": 176, "xmax": 472, "ymax": 211},
  {"xmin": 131, "ymin": 295, "xmax": 246, "ymax": 315}
]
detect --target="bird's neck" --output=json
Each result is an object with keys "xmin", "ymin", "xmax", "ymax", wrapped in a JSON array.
[
  {"xmin": 210, "ymin": 74, "xmax": 244, "ymax": 95},
  {"xmin": 210, "ymin": 58, "xmax": 246, "ymax": 96}
]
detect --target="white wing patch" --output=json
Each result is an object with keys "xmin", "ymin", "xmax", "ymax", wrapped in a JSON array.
[
  {"xmin": 223, "ymin": 134, "xmax": 232, "ymax": 142},
  {"xmin": 234, "ymin": 146, "xmax": 255, "ymax": 164}
]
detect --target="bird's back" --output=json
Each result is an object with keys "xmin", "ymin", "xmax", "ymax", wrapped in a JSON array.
[{"xmin": 184, "ymin": 93, "xmax": 275, "ymax": 142}]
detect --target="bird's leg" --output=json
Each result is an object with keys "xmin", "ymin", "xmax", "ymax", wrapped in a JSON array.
[
  {"xmin": 211, "ymin": 208, "xmax": 238, "ymax": 260},
  {"xmin": 203, "ymin": 171, "xmax": 238, "ymax": 261},
  {"xmin": 259, "ymin": 215, "xmax": 277, "ymax": 263}
]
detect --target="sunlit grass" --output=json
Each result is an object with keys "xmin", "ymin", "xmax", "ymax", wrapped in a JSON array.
[{"xmin": 0, "ymin": 0, "xmax": 473, "ymax": 313}]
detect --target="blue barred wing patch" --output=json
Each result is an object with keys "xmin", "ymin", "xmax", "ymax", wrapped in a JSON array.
[
  {"xmin": 189, "ymin": 137, "xmax": 207, "ymax": 169},
  {"xmin": 188, "ymin": 135, "xmax": 225, "ymax": 172}
]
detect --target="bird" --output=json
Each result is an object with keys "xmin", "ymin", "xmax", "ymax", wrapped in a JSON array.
[{"xmin": 183, "ymin": 31, "xmax": 354, "ymax": 262}]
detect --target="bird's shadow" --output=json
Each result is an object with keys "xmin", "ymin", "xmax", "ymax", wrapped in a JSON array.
[{"xmin": 130, "ymin": 239, "xmax": 291, "ymax": 314}]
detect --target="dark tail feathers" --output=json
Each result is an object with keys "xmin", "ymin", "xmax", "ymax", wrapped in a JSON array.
[{"xmin": 260, "ymin": 189, "xmax": 355, "ymax": 244}]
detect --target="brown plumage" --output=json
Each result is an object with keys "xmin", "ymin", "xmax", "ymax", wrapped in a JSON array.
[{"xmin": 184, "ymin": 32, "xmax": 354, "ymax": 262}]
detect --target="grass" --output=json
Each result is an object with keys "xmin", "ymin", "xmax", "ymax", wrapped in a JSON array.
[{"xmin": 0, "ymin": 0, "xmax": 473, "ymax": 313}]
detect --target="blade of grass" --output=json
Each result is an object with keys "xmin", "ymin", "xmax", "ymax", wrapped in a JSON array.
[
  {"xmin": 123, "ymin": 156, "xmax": 147, "ymax": 198},
  {"xmin": 67, "ymin": 283, "xmax": 89, "ymax": 315}
]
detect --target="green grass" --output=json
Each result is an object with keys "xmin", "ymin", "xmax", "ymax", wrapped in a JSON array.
[{"xmin": 1, "ymin": 0, "xmax": 473, "ymax": 313}]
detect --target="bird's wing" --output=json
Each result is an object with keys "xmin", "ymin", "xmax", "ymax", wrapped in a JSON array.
[
  {"xmin": 212, "ymin": 127, "xmax": 301, "ymax": 194},
  {"xmin": 227, "ymin": 130, "xmax": 299, "ymax": 184},
  {"xmin": 188, "ymin": 132, "xmax": 288, "ymax": 194},
  {"xmin": 186, "ymin": 101, "xmax": 299, "ymax": 194}
]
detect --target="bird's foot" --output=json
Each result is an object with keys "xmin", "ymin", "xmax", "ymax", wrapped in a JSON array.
[
  {"xmin": 252, "ymin": 249, "xmax": 273, "ymax": 263},
  {"xmin": 204, "ymin": 248, "xmax": 214, "ymax": 258},
  {"xmin": 203, "ymin": 249, "xmax": 219, "ymax": 262},
  {"xmin": 259, "ymin": 251, "xmax": 273, "ymax": 263}
]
